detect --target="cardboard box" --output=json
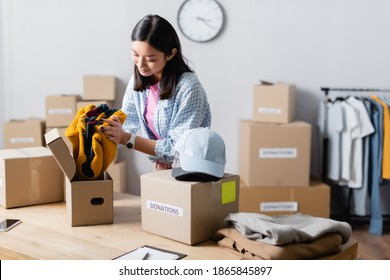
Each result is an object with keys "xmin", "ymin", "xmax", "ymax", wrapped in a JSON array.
[
  {"xmin": 239, "ymin": 120, "xmax": 311, "ymax": 187},
  {"xmin": 83, "ymin": 75, "xmax": 116, "ymax": 100},
  {"xmin": 141, "ymin": 170, "xmax": 240, "ymax": 245},
  {"xmin": 0, "ymin": 147, "xmax": 63, "ymax": 208},
  {"xmin": 107, "ymin": 160, "xmax": 127, "ymax": 193},
  {"xmin": 45, "ymin": 128, "xmax": 113, "ymax": 226},
  {"xmin": 239, "ymin": 179, "xmax": 330, "ymax": 218},
  {"xmin": 3, "ymin": 118, "xmax": 45, "ymax": 149},
  {"xmin": 253, "ymin": 83, "xmax": 296, "ymax": 123},
  {"xmin": 45, "ymin": 95, "xmax": 80, "ymax": 128}
]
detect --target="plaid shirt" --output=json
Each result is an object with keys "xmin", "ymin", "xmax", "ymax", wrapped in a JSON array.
[{"xmin": 121, "ymin": 72, "xmax": 211, "ymax": 164}]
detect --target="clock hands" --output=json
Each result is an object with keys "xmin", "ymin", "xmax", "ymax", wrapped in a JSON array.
[{"xmin": 196, "ymin": 16, "xmax": 217, "ymax": 29}]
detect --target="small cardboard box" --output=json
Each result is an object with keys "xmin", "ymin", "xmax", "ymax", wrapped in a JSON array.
[
  {"xmin": 83, "ymin": 75, "xmax": 116, "ymax": 100},
  {"xmin": 45, "ymin": 94, "xmax": 80, "ymax": 128},
  {"xmin": 239, "ymin": 120, "xmax": 311, "ymax": 187},
  {"xmin": 141, "ymin": 170, "xmax": 240, "ymax": 245},
  {"xmin": 3, "ymin": 118, "xmax": 45, "ymax": 149},
  {"xmin": 253, "ymin": 82, "xmax": 296, "ymax": 123},
  {"xmin": 0, "ymin": 147, "xmax": 63, "ymax": 208},
  {"xmin": 239, "ymin": 179, "xmax": 330, "ymax": 218},
  {"xmin": 45, "ymin": 128, "xmax": 113, "ymax": 226}
]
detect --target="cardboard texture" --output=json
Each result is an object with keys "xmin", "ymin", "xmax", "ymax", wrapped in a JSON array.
[
  {"xmin": 3, "ymin": 118, "xmax": 45, "ymax": 149},
  {"xmin": 0, "ymin": 147, "xmax": 63, "ymax": 208},
  {"xmin": 45, "ymin": 94, "xmax": 80, "ymax": 128},
  {"xmin": 141, "ymin": 170, "xmax": 240, "ymax": 245},
  {"xmin": 253, "ymin": 83, "xmax": 296, "ymax": 123},
  {"xmin": 239, "ymin": 120, "xmax": 311, "ymax": 187},
  {"xmin": 45, "ymin": 128, "xmax": 113, "ymax": 226},
  {"xmin": 45, "ymin": 127, "xmax": 72, "ymax": 153},
  {"xmin": 239, "ymin": 179, "xmax": 330, "ymax": 218},
  {"xmin": 83, "ymin": 75, "xmax": 116, "ymax": 100}
]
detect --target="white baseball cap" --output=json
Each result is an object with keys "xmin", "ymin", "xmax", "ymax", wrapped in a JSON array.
[{"xmin": 172, "ymin": 127, "xmax": 226, "ymax": 181}]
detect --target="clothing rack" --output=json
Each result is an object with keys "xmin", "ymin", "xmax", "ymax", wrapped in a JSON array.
[
  {"xmin": 319, "ymin": 87, "xmax": 390, "ymax": 235},
  {"xmin": 321, "ymin": 87, "xmax": 390, "ymax": 96}
]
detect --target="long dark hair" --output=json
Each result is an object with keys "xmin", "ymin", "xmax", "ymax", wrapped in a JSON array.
[{"xmin": 131, "ymin": 14, "xmax": 192, "ymax": 100}]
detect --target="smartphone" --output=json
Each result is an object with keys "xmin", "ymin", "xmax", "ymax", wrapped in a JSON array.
[{"xmin": 0, "ymin": 219, "xmax": 21, "ymax": 232}]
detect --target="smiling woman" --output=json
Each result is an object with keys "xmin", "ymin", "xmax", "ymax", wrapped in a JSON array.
[
  {"xmin": 177, "ymin": 0, "xmax": 225, "ymax": 43},
  {"xmin": 100, "ymin": 14, "xmax": 212, "ymax": 171}
]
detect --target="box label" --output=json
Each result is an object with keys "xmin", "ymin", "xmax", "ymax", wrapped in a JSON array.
[
  {"xmin": 10, "ymin": 137, "xmax": 34, "ymax": 144},
  {"xmin": 260, "ymin": 201, "xmax": 298, "ymax": 212},
  {"xmin": 258, "ymin": 107, "xmax": 282, "ymax": 114},
  {"xmin": 146, "ymin": 200, "xmax": 183, "ymax": 217},
  {"xmin": 48, "ymin": 108, "xmax": 72, "ymax": 115},
  {"xmin": 259, "ymin": 148, "xmax": 297, "ymax": 158},
  {"xmin": 221, "ymin": 181, "xmax": 236, "ymax": 204}
]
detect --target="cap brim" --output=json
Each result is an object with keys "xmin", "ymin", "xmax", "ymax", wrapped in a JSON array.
[{"xmin": 171, "ymin": 167, "xmax": 221, "ymax": 182}]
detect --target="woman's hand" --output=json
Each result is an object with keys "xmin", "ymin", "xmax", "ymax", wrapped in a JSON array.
[{"xmin": 101, "ymin": 116, "xmax": 129, "ymax": 145}]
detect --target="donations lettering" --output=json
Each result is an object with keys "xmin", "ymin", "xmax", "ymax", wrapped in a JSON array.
[{"xmin": 146, "ymin": 200, "xmax": 183, "ymax": 217}]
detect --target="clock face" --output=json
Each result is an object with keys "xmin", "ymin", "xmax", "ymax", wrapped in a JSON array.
[{"xmin": 177, "ymin": 0, "xmax": 224, "ymax": 43}]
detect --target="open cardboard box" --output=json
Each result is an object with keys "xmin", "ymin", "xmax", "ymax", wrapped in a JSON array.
[{"xmin": 45, "ymin": 128, "xmax": 113, "ymax": 226}]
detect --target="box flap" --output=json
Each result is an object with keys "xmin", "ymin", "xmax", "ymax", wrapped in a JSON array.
[
  {"xmin": 44, "ymin": 128, "xmax": 76, "ymax": 180},
  {"xmin": 258, "ymin": 80, "xmax": 274, "ymax": 85}
]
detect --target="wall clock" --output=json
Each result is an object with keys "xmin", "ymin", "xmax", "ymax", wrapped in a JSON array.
[{"xmin": 177, "ymin": 0, "xmax": 225, "ymax": 43}]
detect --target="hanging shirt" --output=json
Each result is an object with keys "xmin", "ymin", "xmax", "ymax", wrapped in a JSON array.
[
  {"xmin": 345, "ymin": 96, "xmax": 375, "ymax": 188},
  {"xmin": 339, "ymin": 101, "xmax": 360, "ymax": 184},
  {"xmin": 326, "ymin": 100, "xmax": 344, "ymax": 181},
  {"xmin": 371, "ymin": 96, "xmax": 390, "ymax": 179}
]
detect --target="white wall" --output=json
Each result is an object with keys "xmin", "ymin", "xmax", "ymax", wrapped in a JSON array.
[
  {"xmin": 2, "ymin": 0, "xmax": 390, "ymax": 195},
  {"xmin": 0, "ymin": 0, "xmax": 5, "ymax": 136}
]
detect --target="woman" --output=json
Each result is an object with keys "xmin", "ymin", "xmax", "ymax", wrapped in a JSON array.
[{"xmin": 102, "ymin": 14, "xmax": 211, "ymax": 170}]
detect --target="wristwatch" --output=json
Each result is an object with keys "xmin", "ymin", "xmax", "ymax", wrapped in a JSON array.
[{"xmin": 126, "ymin": 133, "xmax": 136, "ymax": 149}]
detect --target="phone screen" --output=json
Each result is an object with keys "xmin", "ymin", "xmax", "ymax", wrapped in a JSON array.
[{"xmin": 0, "ymin": 219, "xmax": 21, "ymax": 231}]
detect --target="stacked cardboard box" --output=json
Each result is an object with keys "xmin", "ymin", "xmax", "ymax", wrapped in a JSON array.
[
  {"xmin": 239, "ymin": 81, "xmax": 330, "ymax": 218},
  {"xmin": 3, "ymin": 118, "xmax": 46, "ymax": 149}
]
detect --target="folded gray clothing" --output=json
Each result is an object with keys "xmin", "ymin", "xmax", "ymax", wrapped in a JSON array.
[{"xmin": 224, "ymin": 212, "xmax": 352, "ymax": 246}]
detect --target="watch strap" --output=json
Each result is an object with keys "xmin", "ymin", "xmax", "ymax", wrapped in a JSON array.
[{"xmin": 126, "ymin": 133, "xmax": 136, "ymax": 149}]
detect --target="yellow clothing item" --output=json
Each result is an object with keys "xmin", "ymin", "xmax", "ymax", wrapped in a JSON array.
[
  {"xmin": 65, "ymin": 104, "xmax": 126, "ymax": 180},
  {"xmin": 371, "ymin": 96, "xmax": 390, "ymax": 179}
]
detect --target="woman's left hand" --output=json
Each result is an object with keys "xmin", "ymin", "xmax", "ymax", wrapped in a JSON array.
[{"xmin": 101, "ymin": 116, "xmax": 128, "ymax": 145}]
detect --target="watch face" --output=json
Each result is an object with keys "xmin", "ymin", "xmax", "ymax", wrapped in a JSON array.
[
  {"xmin": 126, "ymin": 142, "xmax": 134, "ymax": 149},
  {"xmin": 177, "ymin": 0, "xmax": 224, "ymax": 43}
]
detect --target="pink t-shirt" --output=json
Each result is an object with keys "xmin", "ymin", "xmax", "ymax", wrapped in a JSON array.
[{"xmin": 144, "ymin": 83, "xmax": 161, "ymax": 139}]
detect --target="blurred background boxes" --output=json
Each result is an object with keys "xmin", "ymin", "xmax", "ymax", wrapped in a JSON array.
[
  {"xmin": 3, "ymin": 118, "xmax": 45, "ymax": 148},
  {"xmin": 253, "ymin": 82, "xmax": 296, "ymax": 124},
  {"xmin": 239, "ymin": 120, "xmax": 311, "ymax": 187},
  {"xmin": 83, "ymin": 75, "xmax": 116, "ymax": 101},
  {"xmin": 45, "ymin": 94, "xmax": 80, "ymax": 128},
  {"xmin": 239, "ymin": 179, "xmax": 330, "ymax": 218}
]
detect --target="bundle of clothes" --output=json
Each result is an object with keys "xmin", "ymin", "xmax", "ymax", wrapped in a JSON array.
[
  {"xmin": 213, "ymin": 212, "xmax": 353, "ymax": 260},
  {"xmin": 65, "ymin": 104, "xmax": 126, "ymax": 180}
]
